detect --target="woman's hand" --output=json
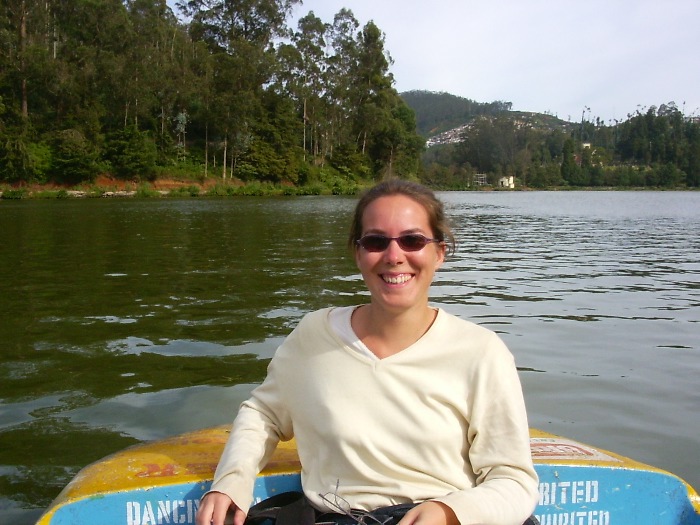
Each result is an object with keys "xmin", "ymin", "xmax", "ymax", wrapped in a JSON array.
[
  {"xmin": 195, "ymin": 491, "xmax": 246, "ymax": 525},
  {"xmin": 397, "ymin": 501, "xmax": 459, "ymax": 525}
]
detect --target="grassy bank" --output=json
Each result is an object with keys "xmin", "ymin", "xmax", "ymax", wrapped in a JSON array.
[{"xmin": 0, "ymin": 176, "xmax": 369, "ymax": 200}]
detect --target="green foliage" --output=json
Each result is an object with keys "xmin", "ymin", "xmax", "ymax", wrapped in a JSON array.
[
  {"xmin": 419, "ymin": 103, "xmax": 700, "ymax": 189},
  {"xmin": 0, "ymin": 0, "xmax": 428, "ymax": 186},
  {"xmin": 48, "ymin": 129, "xmax": 100, "ymax": 185},
  {"xmin": 0, "ymin": 135, "xmax": 33, "ymax": 183},
  {"xmin": 105, "ymin": 126, "xmax": 158, "ymax": 181},
  {"xmin": 328, "ymin": 143, "xmax": 373, "ymax": 180},
  {"xmin": 525, "ymin": 162, "xmax": 564, "ymax": 189},
  {"xmin": 167, "ymin": 185, "xmax": 201, "ymax": 197},
  {"xmin": 457, "ymin": 117, "xmax": 522, "ymax": 175},
  {"xmin": 205, "ymin": 184, "xmax": 238, "ymax": 197},
  {"xmin": 31, "ymin": 188, "xmax": 70, "ymax": 199},
  {"xmin": 26, "ymin": 142, "xmax": 53, "ymax": 182},
  {"xmin": 0, "ymin": 189, "xmax": 27, "ymax": 200},
  {"xmin": 561, "ymin": 139, "xmax": 581, "ymax": 185},
  {"xmin": 419, "ymin": 161, "xmax": 475, "ymax": 190},
  {"xmin": 135, "ymin": 184, "xmax": 163, "ymax": 198},
  {"xmin": 650, "ymin": 163, "xmax": 686, "ymax": 187}
]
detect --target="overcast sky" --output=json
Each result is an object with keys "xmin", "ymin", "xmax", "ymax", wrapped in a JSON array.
[{"xmin": 289, "ymin": 0, "xmax": 699, "ymax": 123}]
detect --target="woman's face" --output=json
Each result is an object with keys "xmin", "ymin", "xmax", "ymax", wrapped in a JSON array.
[{"xmin": 355, "ymin": 194, "xmax": 445, "ymax": 314}]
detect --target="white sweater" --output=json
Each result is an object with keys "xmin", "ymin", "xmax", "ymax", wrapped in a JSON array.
[{"xmin": 212, "ymin": 307, "xmax": 539, "ymax": 525}]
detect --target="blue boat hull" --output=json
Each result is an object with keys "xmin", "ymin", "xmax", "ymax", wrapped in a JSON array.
[{"xmin": 37, "ymin": 427, "xmax": 700, "ymax": 525}]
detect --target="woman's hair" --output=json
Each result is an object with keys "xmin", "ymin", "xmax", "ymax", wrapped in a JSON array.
[{"xmin": 348, "ymin": 179, "xmax": 456, "ymax": 255}]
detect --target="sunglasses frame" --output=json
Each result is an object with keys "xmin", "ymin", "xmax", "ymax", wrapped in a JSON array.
[{"xmin": 355, "ymin": 234, "xmax": 441, "ymax": 252}]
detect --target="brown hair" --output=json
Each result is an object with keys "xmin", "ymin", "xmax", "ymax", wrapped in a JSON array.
[{"xmin": 348, "ymin": 179, "xmax": 456, "ymax": 255}]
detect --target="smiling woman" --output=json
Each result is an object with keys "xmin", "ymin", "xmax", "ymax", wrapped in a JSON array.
[
  {"xmin": 350, "ymin": 193, "xmax": 446, "ymax": 357},
  {"xmin": 196, "ymin": 180, "xmax": 540, "ymax": 525}
]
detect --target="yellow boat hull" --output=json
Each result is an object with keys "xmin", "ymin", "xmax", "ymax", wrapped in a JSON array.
[{"xmin": 37, "ymin": 426, "xmax": 700, "ymax": 525}]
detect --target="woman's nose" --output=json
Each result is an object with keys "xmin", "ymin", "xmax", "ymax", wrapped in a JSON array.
[{"xmin": 383, "ymin": 238, "xmax": 405, "ymax": 264}]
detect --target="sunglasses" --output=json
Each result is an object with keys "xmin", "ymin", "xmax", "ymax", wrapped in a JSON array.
[{"xmin": 356, "ymin": 234, "xmax": 441, "ymax": 252}]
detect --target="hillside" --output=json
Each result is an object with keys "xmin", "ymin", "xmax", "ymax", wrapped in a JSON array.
[
  {"xmin": 400, "ymin": 90, "xmax": 512, "ymax": 137},
  {"xmin": 402, "ymin": 91, "xmax": 699, "ymax": 189},
  {"xmin": 425, "ymin": 111, "xmax": 578, "ymax": 148},
  {"xmin": 401, "ymin": 90, "xmax": 576, "ymax": 147}
]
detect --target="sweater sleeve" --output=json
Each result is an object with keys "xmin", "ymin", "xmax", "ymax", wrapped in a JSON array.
[
  {"xmin": 208, "ymin": 334, "xmax": 297, "ymax": 514},
  {"xmin": 433, "ymin": 334, "xmax": 540, "ymax": 525}
]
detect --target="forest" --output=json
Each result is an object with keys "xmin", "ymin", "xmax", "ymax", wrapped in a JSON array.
[
  {"xmin": 1, "ymin": 0, "xmax": 423, "ymax": 193},
  {"xmin": 2, "ymin": 0, "xmax": 699, "ymax": 194}
]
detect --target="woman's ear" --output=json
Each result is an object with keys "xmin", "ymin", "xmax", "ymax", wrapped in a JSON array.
[{"xmin": 435, "ymin": 242, "xmax": 447, "ymax": 268}]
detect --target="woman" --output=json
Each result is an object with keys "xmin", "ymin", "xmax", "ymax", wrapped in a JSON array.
[{"xmin": 197, "ymin": 180, "xmax": 539, "ymax": 525}]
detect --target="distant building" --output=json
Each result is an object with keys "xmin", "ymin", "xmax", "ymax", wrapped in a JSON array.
[{"xmin": 498, "ymin": 175, "xmax": 515, "ymax": 189}]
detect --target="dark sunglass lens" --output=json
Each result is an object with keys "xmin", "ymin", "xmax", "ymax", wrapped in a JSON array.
[
  {"xmin": 361, "ymin": 235, "xmax": 390, "ymax": 251},
  {"xmin": 398, "ymin": 234, "xmax": 428, "ymax": 251}
]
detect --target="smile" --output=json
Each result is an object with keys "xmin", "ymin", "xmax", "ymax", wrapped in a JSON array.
[{"xmin": 382, "ymin": 274, "xmax": 413, "ymax": 284}]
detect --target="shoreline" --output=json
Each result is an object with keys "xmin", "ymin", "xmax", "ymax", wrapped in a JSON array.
[
  {"xmin": 0, "ymin": 176, "xmax": 224, "ymax": 200},
  {"xmin": 1, "ymin": 177, "xmax": 695, "ymax": 200}
]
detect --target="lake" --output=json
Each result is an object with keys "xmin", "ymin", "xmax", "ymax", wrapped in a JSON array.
[{"xmin": 1, "ymin": 191, "xmax": 698, "ymax": 524}]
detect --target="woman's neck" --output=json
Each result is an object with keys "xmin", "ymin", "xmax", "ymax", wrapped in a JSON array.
[{"xmin": 352, "ymin": 303, "xmax": 437, "ymax": 359}]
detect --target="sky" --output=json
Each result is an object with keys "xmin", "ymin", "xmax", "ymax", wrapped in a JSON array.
[{"xmin": 170, "ymin": 0, "xmax": 700, "ymax": 124}]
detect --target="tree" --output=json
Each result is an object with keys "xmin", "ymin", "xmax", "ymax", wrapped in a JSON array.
[
  {"xmin": 49, "ymin": 129, "xmax": 100, "ymax": 184},
  {"xmin": 177, "ymin": 0, "xmax": 300, "ymax": 178},
  {"xmin": 368, "ymin": 95, "xmax": 424, "ymax": 178},
  {"xmin": 685, "ymin": 123, "xmax": 700, "ymax": 187},
  {"xmin": 560, "ymin": 138, "xmax": 579, "ymax": 185},
  {"xmin": 457, "ymin": 117, "xmax": 521, "ymax": 175},
  {"xmin": 351, "ymin": 21, "xmax": 393, "ymax": 156},
  {"xmin": 293, "ymin": 12, "xmax": 328, "ymax": 157},
  {"xmin": 123, "ymin": 0, "xmax": 185, "ymax": 133},
  {"xmin": 325, "ymin": 9, "xmax": 360, "ymax": 149},
  {"xmin": 105, "ymin": 125, "xmax": 158, "ymax": 180},
  {"xmin": 2, "ymin": 0, "xmax": 59, "ymax": 127}
]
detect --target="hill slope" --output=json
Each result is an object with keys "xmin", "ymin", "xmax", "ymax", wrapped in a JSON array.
[
  {"xmin": 401, "ymin": 90, "xmax": 576, "ymax": 146},
  {"xmin": 400, "ymin": 90, "xmax": 512, "ymax": 137}
]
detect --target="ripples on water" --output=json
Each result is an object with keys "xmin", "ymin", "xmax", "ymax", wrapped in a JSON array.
[
  {"xmin": 438, "ymin": 192, "xmax": 700, "ymax": 497},
  {"xmin": 0, "ymin": 192, "xmax": 698, "ymax": 524}
]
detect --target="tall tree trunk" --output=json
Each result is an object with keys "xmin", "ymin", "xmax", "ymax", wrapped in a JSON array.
[
  {"xmin": 303, "ymin": 98, "xmax": 307, "ymax": 161},
  {"xmin": 19, "ymin": 0, "xmax": 28, "ymax": 120},
  {"xmin": 387, "ymin": 144, "xmax": 394, "ymax": 178},
  {"xmin": 222, "ymin": 135, "xmax": 228, "ymax": 180},
  {"xmin": 52, "ymin": 4, "xmax": 57, "ymax": 59},
  {"xmin": 204, "ymin": 122, "xmax": 209, "ymax": 177}
]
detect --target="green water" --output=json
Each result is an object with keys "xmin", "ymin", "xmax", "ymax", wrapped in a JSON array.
[
  {"xmin": 1, "ymin": 197, "xmax": 361, "ymax": 522},
  {"xmin": 2, "ymin": 193, "xmax": 699, "ymax": 524}
]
